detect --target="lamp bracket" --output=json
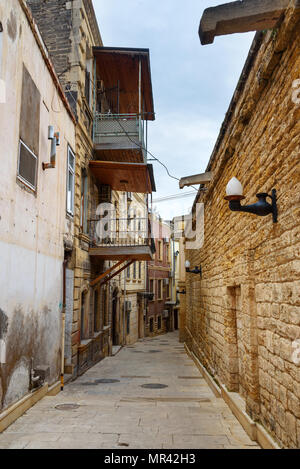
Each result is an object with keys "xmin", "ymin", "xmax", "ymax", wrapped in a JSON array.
[{"xmin": 227, "ymin": 189, "xmax": 277, "ymax": 223}]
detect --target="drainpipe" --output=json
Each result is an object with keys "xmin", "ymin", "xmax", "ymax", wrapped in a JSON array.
[{"xmin": 61, "ymin": 258, "xmax": 67, "ymax": 391}]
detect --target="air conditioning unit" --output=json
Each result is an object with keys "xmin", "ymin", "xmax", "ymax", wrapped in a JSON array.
[
  {"xmin": 163, "ymin": 278, "xmax": 169, "ymax": 285},
  {"xmin": 125, "ymin": 300, "xmax": 132, "ymax": 312},
  {"xmin": 163, "ymin": 310, "xmax": 169, "ymax": 318}
]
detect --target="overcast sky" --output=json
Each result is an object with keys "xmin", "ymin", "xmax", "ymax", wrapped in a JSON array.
[{"xmin": 94, "ymin": 0, "xmax": 255, "ymax": 220}]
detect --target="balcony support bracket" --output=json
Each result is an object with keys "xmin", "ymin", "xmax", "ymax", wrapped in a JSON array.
[{"xmin": 90, "ymin": 258, "xmax": 126, "ymax": 287}]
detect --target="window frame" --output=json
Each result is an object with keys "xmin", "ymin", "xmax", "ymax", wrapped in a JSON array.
[
  {"xmin": 67, "ymin": 145, "xmax": 75, "ymax": 216},
  {"xmin": 157, "ymin": 279, "xmax": 163, "ymax": 300},
  {"xmin": 17, "ymin": 139, "xmax": 38, "ymax": 191},
  {"xmin": 157, "ymin": 240, "xmax": 163, "ymax": 261},
  {"xmin": 80, "ymin": 168, "xmax": 88, "ymax": 233}
]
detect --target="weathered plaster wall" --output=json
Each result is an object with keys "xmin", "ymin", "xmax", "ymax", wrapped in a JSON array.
[
  {"xmin": 185, "ymin": 7, "xmax": 300, "ymax": 448},
  {"xmin": 0, "ymin": 0, "xmax": 75, "ymax": 411}
]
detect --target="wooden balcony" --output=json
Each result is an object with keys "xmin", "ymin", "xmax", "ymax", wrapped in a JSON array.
[
  {"xmin": 93, "ymin": 47, "xmax": 155, "ymax": 164},
  {"xmin": 93, "ymin": 113, "xmax": 146, "ymax": 163}
]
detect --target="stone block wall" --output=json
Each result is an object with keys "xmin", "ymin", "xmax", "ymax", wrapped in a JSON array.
[{"xmin": 185, "ymin": 7, "xmax": 300, "ymax": 448}]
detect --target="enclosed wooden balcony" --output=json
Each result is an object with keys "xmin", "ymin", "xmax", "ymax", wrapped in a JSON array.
[
  {"xmin": 93, "ymin": 47, "xmax": 155, "ymax": 164},
  {"xmin": 93, "ymin": 113, "xmax": 146, "ymax": 163}
]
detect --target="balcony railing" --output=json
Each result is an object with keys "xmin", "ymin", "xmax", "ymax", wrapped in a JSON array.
[
  {"xmin": 93, "ymin": 113, "xmax": 147, "ymax": 162},
  {"xmin": 89, "ymin": 217, "xmax": 155, "ymax": 251}
]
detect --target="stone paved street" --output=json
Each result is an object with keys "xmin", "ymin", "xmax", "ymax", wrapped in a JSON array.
[{"xmin": 0, "ymin": 333, "xmax": 260, "ymax": 449}]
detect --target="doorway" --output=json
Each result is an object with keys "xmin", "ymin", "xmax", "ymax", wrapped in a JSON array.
[
  {"xmin": 174, "ymin": 309, "xmax": 179, "ymax": 330},
  {"xmin": 112, "ymin": 288, "xmax": 119, "ymax": 345},
  {"xmin": 80, "ymin": 291, "xmax": 86, "ymax": 341}
]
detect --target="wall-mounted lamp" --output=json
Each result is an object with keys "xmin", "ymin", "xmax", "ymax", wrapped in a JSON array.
[
  {"xmin": 177, "ymin": 288, "xmax": 186, "ymax": 295},
  {"xmin": 185, "ymin": 260, "xmax": 202, "ymax": 276},
  {"xmin": 224, "ymin": 177, "xmax": 278, "ymax": 223},
  {"xmin": 43, "ymin": 126, "xmax": 60, "ymax": 170}
]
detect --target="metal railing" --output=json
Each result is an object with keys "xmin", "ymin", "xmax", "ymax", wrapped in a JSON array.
[
  {"xmin": 93, "ymin": 113, "xmax": 146, "ymax": 162},
  {"xmin": 89, "ymin": 217, "xmax": 153, "ymax": 248}
]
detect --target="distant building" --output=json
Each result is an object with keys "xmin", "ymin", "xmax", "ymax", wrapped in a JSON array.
[
  {"xmin": 27, "ymin": 0, "xmax": 156, "ymax": 377},
  {"xmin": 146, "ymin": 216, "xmax": 172, "ymax": 336}
]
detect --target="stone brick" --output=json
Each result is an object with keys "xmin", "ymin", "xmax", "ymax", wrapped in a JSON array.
[{"xmin": 183, "ymin": 7, "xmax": 300, "ymax": 448}]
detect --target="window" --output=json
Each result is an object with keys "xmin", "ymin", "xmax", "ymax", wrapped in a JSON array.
[
  {"xmin": 67, "ymin": 146, "xmax": 75, "ymax": 215},
  {"xmin": 150, "ymin": 279, "xmax": 154, "ymax": 298},
  {"xmin": 133, "ymin": 262, "xmax": 137, "ymax": 280},
  {"xmin": 157, "ymin": 280, "xmax": 163, "ymax": 300},
  {"xmin": 166, "ymin": 243, "xmax": 171, "ymax": 263},
  {"xmin": 157, "ymin": 241, "xmax": 163, "ymax": 261},
  {"xmin": 149, "ymin": 317, "xmax": 154, "ymax": 333},
  {"xmin": 85, "ymin": 69, "xmax": 90, "ymax": 106},
  {"xmin": 18, "ymin": 140, "xmax": 38, "ymax": 190},
  {"xmin": 80, "ymin": 169, "xmax": 88, "ymax": 233},
  {"xmin": 18, "ymin": 65, "xmax": 40, "ymax": 190},
  {"xmin": 127, "ymin": 264, "xmax": 131, "ymax": 279},
  {"xmin": 158, "ymin": 316, "xmax": 162, "ymax": 330},
  {"xmin": 138, "ymin": 262, "xmax": 142, "ymax": 280}
]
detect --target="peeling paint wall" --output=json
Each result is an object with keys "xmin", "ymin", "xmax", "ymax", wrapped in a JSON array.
[{"xmin": 0, "ymin": 0, "xmax": 75, "ymax": 411}]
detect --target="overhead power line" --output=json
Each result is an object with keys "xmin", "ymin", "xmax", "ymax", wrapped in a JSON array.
[
  {"xmin": 114, "ymin": 118, "xmax": 199, "ymax": 191},
  {"xmin": 153, "ymin": 191, "xmax": 196, "ymax": 203}
]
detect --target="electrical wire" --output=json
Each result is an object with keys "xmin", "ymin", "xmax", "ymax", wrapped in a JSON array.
[
  {"xmin": 114, "ymin": 117, "xmax": 199, "ymax": 192},
  {"xmin": 153, "ymin": 191, "xmax": 196, "ymax": 203}
]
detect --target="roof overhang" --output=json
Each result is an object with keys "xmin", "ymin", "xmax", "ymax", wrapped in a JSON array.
[
  {"xmin": 89, "ymin": 161, "xmax": 156, "ymax": 193},
  {"xmin": 93, "ymin": 47, "xmax": 155, "ymax": 120}
]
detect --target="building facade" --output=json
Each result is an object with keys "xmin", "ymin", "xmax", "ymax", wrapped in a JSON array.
[
  {"xmin": 146, "ymin": 217, "xmax": 172, "ymax": 336},
  {"xmin": 183, "ymin": 1, "xmax": 300, "ymax": 448},
  {"xmin": 27, "ymin": 1, "xmax": 156, "ymax": 377},
  {"xmin": 0, "ymin": 0, "xmax": 76, "ymax": 411}
]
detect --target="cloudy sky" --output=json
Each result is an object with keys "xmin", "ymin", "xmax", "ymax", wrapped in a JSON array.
[{"xmin": 94, "ymin": 0, "xmax": 255, "ymax": 219}]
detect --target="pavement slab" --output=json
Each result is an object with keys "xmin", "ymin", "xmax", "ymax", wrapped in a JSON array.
[{"xmin": 0, "ymin": 332, "xmax": 260, "ymax": 449}]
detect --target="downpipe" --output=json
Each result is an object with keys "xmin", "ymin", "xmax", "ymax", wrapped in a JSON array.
[{"xmin": 61, "ymin": 258, "xmax": 67, "ymax": 391}]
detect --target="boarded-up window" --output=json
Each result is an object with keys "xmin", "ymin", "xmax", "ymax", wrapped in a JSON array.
[{"xmin": 18, "ymin": 65, "xmax": 40, "ymax": 189}]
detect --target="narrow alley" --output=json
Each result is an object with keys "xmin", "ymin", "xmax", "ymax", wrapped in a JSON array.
[{"xmin": 0, "ymin": 333, "xmax": 259, "ymax": 449}]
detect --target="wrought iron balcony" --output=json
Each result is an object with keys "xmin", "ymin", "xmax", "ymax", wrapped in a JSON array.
[
  {"xmin": 89, "ymin": 217, "xmax": 155, "ymax": 261},
  {"xmin": 93, "ymin": 113, "xmax": 147, "ymax": 164}
]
